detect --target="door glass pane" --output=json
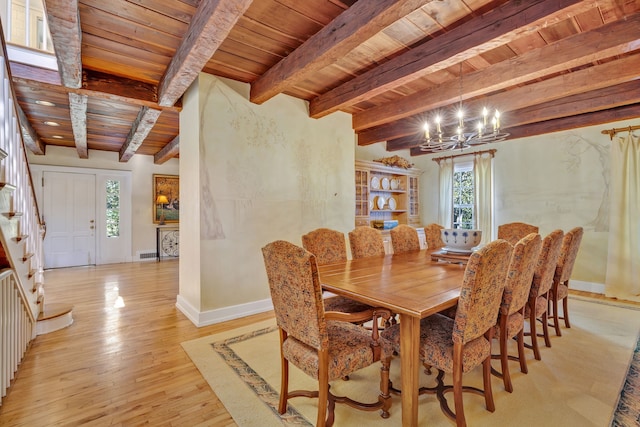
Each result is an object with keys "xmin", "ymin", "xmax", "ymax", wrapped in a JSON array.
[{"xmin": 106, "ymin": 180, "xmax": 120, "ymax": 238}]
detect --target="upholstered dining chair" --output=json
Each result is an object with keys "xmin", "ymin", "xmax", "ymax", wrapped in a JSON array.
[
  {"xmin": 424, "ymin": 223, "xmax": 445, "ymax": 250},
  {"xmin": 261, "ymin": 240, "xmax": 393, "ymax": 427},
  {"xmin": 549, "ymin": 226, "xmax": 584, "ymax": 336},
  {"xmin": 382, "ymin": 239, "xmax": 513, "ymax": 427},
  {"xmin": 302, "ymin": 227, "xmax": 372, "ymax": 314},
  {"xmin": 524, "ymin": 229, "xmax": 564, "ymax": 361},
  {"xmin": 497, "ymin": 222, "xmax": 539, "ymax": 246},
  {"xmin": 349, "ymin": 226, "xmax": 386, "ymax": 259},
  {"xmin": 492, "ymin": 233, "xmax": 542, "ymax": 393},
  {"xmin": 390, "ymin": 224, "xmax": 420, "ymax": 254}
]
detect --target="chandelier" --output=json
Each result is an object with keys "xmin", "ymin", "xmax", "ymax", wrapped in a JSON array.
[
  {"xmin": 419, "ymin": 63, "xmax": 509, "ymax": 152},
  {"xmin": 419, "ymin": 107, "xmax": 510, "ymax": 152}
]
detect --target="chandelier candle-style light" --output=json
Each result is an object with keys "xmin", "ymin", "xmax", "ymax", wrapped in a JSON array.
[{"xmin": 420, "ymin": 106, "xmax": 509, "ymax": 152}]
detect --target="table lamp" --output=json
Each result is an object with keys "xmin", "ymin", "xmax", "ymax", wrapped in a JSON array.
[{"xmin": 156, "ymin": 195, "xmax": 169, "ymax": 225}]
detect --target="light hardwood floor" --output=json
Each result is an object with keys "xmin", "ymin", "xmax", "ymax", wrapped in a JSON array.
[{"xmin": 0, "ymin": 260, "xmax": 273, "ymax": 426}]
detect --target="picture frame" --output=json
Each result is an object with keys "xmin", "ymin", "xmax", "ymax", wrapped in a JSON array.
[{"xmin": 153, "ymin": 174, "xmax": 179, "ymax": 224}]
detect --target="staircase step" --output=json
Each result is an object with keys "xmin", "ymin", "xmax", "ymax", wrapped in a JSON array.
[
  {"xmin": 37, "ymin": 304, "xmax": 74, "ymax": 335},
  {"xmin": 0, "ymin": 181, "xmax": 16, "ymax": 191},
  {"xmin": 22, "ymin": 252, "xmax": 34, "ymax": 262}
]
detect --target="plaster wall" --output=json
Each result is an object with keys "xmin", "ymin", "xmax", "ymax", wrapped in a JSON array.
[{"xmin": 180, "ymin": 74, "xmax": 354, "ymax": 314}]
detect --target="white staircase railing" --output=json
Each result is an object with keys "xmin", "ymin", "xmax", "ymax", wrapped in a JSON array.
[
  {"xmin": 0, "ymin": 19, "xmax": 46, "ymax": 406},
  {"xmin": 0, "ymin": 269, "xmax": 35, "ymax": 406}
]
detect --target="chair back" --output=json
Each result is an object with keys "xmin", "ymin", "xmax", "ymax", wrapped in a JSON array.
[
  {"xmin": 453, "ymin": 239, "xmax": 513, "ymax": 344},
  {"xmin": 501, "ymin": 233, "xmax": 542, "ymax": 316},
  {"xmin": 423, "ymin": 223, "xmax": 445, "ymax": 250},
  {"xmin": 498, "ymin": 222, "xmax": 539, "ymax": 246},
  {"xmin": 301, "ymin": 228, "xmax": 348, "ymax": 266},
  {"xmin": 349, "ymin": 226, "xmax": 385, "ymax": 259},
  {"xmin": 555, "ymin": 227, "xmax": 584, "ymax": 283},
  {"xmin": 262, "ymin": 240, "xmax": 326, "ymax": 350},
  {"xmin": 390, "ymin": 224, "xmax": 420, "ymax": 253},
  {"xmin": 530, "ymin": 230, "xmax": 564, "ymax": 298}
]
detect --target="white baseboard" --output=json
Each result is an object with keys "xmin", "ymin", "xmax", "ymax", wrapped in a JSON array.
[
  {"xmin": 571, "ymin": 280, "xmax": 605, "ymax": 294},
  {"xmin": 176, "ymin": 295, "xmax": 273, "ymax": 327}
]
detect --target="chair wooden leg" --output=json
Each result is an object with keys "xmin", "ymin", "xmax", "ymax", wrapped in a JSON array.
[
  {"xmin": 562, "ymin": 295, "xmax": 571, "ymax": 328},
  {"xmin": 379, "ymin": 357, "xmax": 391, "ymax": 418},
  {"xmin": 482, "ymin": 356, "xmax": 495, "ymax": 412},
  {"xmin": 516, "ymin": 329, "xmax": 528, "ymax": 374},
  {"xmin": 551, "ymin": 292, "xmax": 562, "ymax": 336},
  {"xmin": 529, "ymin": 307, "xmax": 541, "ymax": 361},
  {"xmin": 541, "ymin": 310, "xmax": 552, "ymax": 348},
  {"xmin": 278, "ymin": 329, "xmax": 289, "ymax": 414},
  {"xmin": 452, "ymin": 344, "xmax": 467, "ymax": 427},
  {"xmin": 499, "ymin": 330, "xmax": 513, "ymax": 393},
  {"xmin": 317, "ymin": 352, "xmax": 329, "ymax": 427}
]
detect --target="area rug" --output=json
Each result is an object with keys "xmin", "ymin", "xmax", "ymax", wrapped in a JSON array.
[{"xmin": 182, "ymin": 297, "xmax": 640, "ymax": 426}]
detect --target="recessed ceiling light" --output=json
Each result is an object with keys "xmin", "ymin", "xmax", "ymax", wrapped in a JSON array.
[
  {"xmin": 35, "ymin": 100, "xmax": 55, "ymax": 107},
  {"xmin": 44, "ymin": 121, "xmax": 60, "ymax": 126},
  {"xmin": 52, "ymin": 135, "xmax": 63, "ymax": 139}
]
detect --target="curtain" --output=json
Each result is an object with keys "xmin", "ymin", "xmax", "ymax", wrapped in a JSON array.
[
  {"xmin": 474, "ymin": 153, "xmax": 493, "ymax": 245},
  {"xmin": 606, "ymin": 131, "xmax": 640, "ymax": 301},
  {"xmin": 438, "ymin": 158, "xmax": 453, "ymax": 227}
]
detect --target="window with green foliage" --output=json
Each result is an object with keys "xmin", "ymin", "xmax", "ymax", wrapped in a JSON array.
[
  {"xmin": 106, "ymin": 180, "xmax": 120, "ymax": 238},
  {"xmin": 452, "ymin": 163, "xmax": 474, "ymax": 229}
]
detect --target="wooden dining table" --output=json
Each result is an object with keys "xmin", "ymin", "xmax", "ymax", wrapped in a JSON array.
[{"xmin": 318, "ymin": 249, "xmax": 466, "ymax": 427}]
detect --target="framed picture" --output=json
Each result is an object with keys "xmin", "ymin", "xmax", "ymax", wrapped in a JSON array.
[{"xmin": 153, "ymin": 174, "xmax": 179, "ymax": 224}]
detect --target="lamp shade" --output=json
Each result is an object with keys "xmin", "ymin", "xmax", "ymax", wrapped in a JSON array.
[{"xmin": 156, "ymin": 195, "xmax": 169, "ymax": 204}]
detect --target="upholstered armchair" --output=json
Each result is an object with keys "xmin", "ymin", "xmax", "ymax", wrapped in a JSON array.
[
  {"xmin": 549, "ymin": 227, "xmax": 584, "ymax": 336},
  {"xmin": 525, "ymin": 229, "xmax": 564, "ymax": 361},
  {"xmin": 302, "ymin": 227, "xmax": 372, "ymax": 314},
  {"xmin": 424, "ymin": 223, "xmax": 445, "ymax": 250},
  {"xmin": 262, "ymin": 240, "xmax": 393, "ymax": 427},
  {"xmin": 497, "ymin": 222, "xmax": 539, "ymax": 246},
  {"xmin": 492, "ymin": 233, "xmax": 542, "ymax": 392},
  {"xmin": 390, "ymin": 224, "xmax": 420, "ymax": 254},
  {"xmin": 383, "ymin": 239, "xmax": 513, "ymax": 427},
  {"xmin": 348, "ymin": 226, "xmax": 385, "ymax": 259}
]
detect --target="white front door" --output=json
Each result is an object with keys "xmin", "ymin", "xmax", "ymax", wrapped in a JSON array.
[{"xmin": 43, "ymin": 171, "xmax": 96, "ymax": 268}]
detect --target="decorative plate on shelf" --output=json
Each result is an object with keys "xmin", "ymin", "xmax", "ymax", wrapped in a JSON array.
[
  {"xmin": 388, "ymin": 197, "xmax": 397, "ymax": 210},
  {"xmin": 376, "ymin": 195, "xmax": 386, "ymax": 210},
  {"xmin": 371, "ymin": 176, "xmax": 380, "ymax": 189},
  {"xmin": 390, "ymin": 178, "xmax": 399, "ymax": 190},
  {"xmin": 381, "ymin": 177, "xmax": 390, "ymax": 190},
  {"xmin": 369, "ymin": 199, "xmax": 374, "ymax": 211}
]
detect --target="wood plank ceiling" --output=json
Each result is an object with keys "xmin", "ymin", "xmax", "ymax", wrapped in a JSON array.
[{"xmin": 8, "ymin": 0, "xmax": 640, "ymax": 163}]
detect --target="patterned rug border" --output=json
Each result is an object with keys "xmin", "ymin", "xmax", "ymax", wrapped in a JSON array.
[
  {"xmin": 211, "ymin": 325, "xmax": 312, "ymax": 426},
  {"xmin": 200, "ymin": 296, "xmax": 640, "ymax": 426},
  {"xmin": 611, "ymin": 331, "xmax": 640, "ymax": 426}
]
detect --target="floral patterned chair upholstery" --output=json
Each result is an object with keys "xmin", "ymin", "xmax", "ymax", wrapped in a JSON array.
[
  {"xmin": 492, "ymin": 233, "xmax": 542, "ymax": 393},
  {"xmin": 549, "ymin": 227, "xmax": 584, "ymax": 336},
  {"xmin": 261, "ymin": 240, "xmax": 393, "ymax": 427},
  {"xmin": 348, "ymin": 226, "xmax": 386, "ymax": 259},
  {"xmin": 390, "ymin": 224, "xmax": 420, "ymax": 254},
  {"xmin": 424, "ymin": 223, "xmax": 445, "ymax": 250},
  {"xmin": 524, "ymin": 229, "xmax": 564, "ymax": 361},
  {"xmin": 497, "ymin": 222, "xmax": 539, "ymax": 246},
  {"xmin": 302, "ymin": 228, "xmax": 372, "ymax": 314},
  {"xmin": 382, "ymin": 239, "xmax": 513, "ymax": 427}
]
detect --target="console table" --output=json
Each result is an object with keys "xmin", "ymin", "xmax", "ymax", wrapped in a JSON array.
[{"xmin": 156, "ymin": 226, "xmax": 179, "ymax": 261}]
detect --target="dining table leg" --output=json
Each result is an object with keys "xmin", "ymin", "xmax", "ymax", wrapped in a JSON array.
[{"xmin": 399, "ymin": 313, "xmax": 421, "ymax": 427}]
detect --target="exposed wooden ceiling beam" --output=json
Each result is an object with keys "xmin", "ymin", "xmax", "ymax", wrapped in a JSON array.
[
  {"xmin": 68, "ymin": 93, "xmax": 88, "ymax": 158},
  {"xmin": 309, "ymin": 0, "xmax": 594, "ymax": 118},
  {"xmin": 10, "ymin": 73, "xmax": 181, "ymax": 113},
  {"xmin": 388, "ymin": 80, "xmax": 640, "ymax": 151},
  {"xmin": 154, "ymin": 136, "xmax": 179, "ymax": 164},
  {"xmin": 119, "ymin": 107, "xmax": 162, "ymax": 162},
  {"xmin": 410, "ymin": 103, "xmax": 640, "ymax": 156},
  {"xmin": 157, "ymin": 0, "xmax": 254, "ymax": 107},
  {"xmin": 43, "ymin": 0, "xmax": 82, "ymax": 89},
  {"xmin": 249, "ymin": 0, "xmax": 435, "ymax": 104},
  {"xmin": 358, "ymin": 54, "xmax": 640, "ymax": 146},
  {"xmin": 17, "ymin": 105, "xmax": 45, "ymax": 155},
  {"xmin": 353, "ymin": 12, "xmax": 640, "ymax": 132}
]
